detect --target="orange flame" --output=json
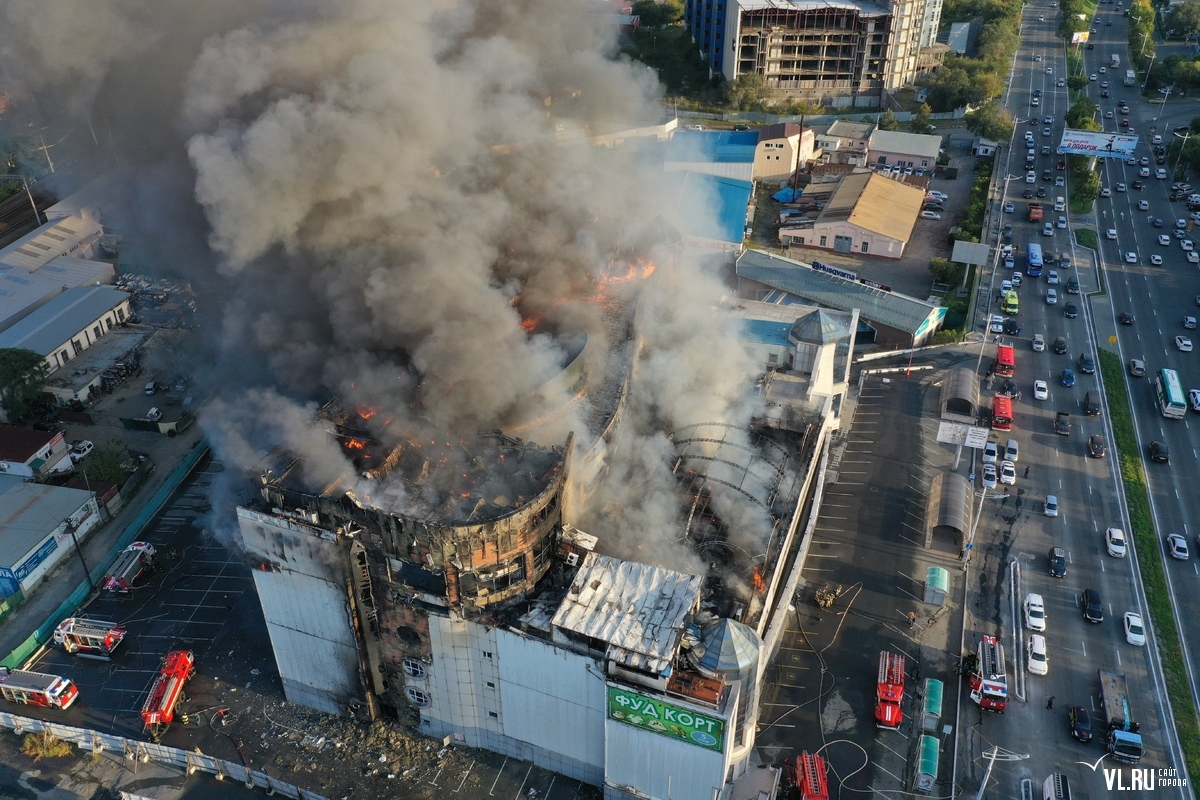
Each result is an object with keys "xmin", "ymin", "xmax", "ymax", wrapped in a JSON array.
[
  {"xmin": 356, "ymin": 404, "xmax": 377, "ymax": 420},
  {"xmin": 751, "ymin": 564, "xmax": 766, "ymax": 594},
  {"xmin": 344, "ymin": 439, "xmax": 367, "ymax": 450}
]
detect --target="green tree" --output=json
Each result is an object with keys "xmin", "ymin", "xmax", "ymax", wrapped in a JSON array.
[
  {"xmin": 927, "ymin": 66, "xmax": 975, "ymax": 111},
  {"xmin": 1073, "ymin": 169, "xmax": 1101, "ymax": 205},
  {"xmin": 631, "ymin": 0, "xmax": 683, "ymax": 27},
  {"xmin": 1166, "ymin": 2, "xmax": 1200, "ymax": 38},
  {"xmin": 878, "ymin": 109, "xmax": 902, "ymax": 131},
  {"xmin": 1065, "ymin": 97, "xmax": 1100, "ymax": 130},
  {"xmin": 721, "ymin": 72, "xmax": 770, "ymax": 110},
  {"xmin": 0, "ymin": 348, "xmax": 49, "ymax": 423},
  {"xmin": 77, "ymin": 440, "xmax": 134, "ymax": 485},
  {"xmin": 964, "ymin": 101, "xmax": 1014, "ymax": 140},
  {"xmin": 1067, "ymin": 74, "xmax": 1089, "ymax": 92},
  {"xmin": 929, "ymin": 257, "xmax": 957, "ymax": 283},
  {"xmin": 1190, "ymin": 115, "xmax": 1200, "ymax": 133},
  {"xmin": 911, "ymin": 103, "xmax": 935, "ymax": 134}
]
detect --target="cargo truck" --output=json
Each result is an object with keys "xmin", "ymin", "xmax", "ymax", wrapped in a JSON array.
[
  {"xmin": 1124, "ymin": 69, "xmax": 1137, "ymax": 86},
  {"xmin": 1098, "ymin": 671, "xmax": 1144, "ymax": 763},
  {"xmin": 1028, "ymin": 203, "xmax": 1044, "ymax": 222}
]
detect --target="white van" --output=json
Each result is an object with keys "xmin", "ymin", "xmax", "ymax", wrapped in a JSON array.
[
  {"xmin": 1043, "ymin": 773, "xmax": 1072, "ymax": 800},
  {"xmin": 1053, "ymin": 196, "xmax": 1065, "ymax": 212},
  {"xmin": 1005, "ymin": 439, "xmax": 1019, "ymax": 462}
]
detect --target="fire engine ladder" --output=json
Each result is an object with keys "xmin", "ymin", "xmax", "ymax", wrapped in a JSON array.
[
  {"xmin": 981, "ymin": 637, "xmax": 1003, "ymax": 681},
  {"xmin": 797, "ymin": 752, "xmax": 829, "ymax": 800}
]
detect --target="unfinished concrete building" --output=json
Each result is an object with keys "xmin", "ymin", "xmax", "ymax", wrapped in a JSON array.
[{"xmin": 686, "ymin": 0, "xmax": 945, "ymax": 107}]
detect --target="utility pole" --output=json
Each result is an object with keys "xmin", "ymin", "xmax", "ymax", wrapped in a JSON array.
[
  {"xmin": 63, "ymin": 516, "xmax": 94, "ymax": 593},
  {"xmin": 974, "ymin": 746, "xmax": 1030, "ymax": 800},
  {"xmin": 0, "ymin": 174, "xmax": 41, "ymax": 225}
]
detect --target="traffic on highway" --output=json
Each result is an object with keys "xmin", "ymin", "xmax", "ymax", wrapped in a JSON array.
[{"xmin": 967, "ymin": 0, "xmax": 1193, "ymax": 791}]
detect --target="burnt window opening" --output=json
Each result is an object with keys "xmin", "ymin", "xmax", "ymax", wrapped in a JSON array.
[
  {"xmin": 395, "ymin": 625, "xmax": 423, "ymax": 647},
  {"xmin": 406, "ymin": 687, "xmax": 430, "ymax": 707},
  {"xmin": 402, "ymin": 659, "xmax": 426, "ymax": 678},
  {"xmin": 460, "ymin": 560, "xmax": 526, "ymax": 596},
  {"xmin": 531, "ymin": 533, "xmax": 555, "ymax": 573}
]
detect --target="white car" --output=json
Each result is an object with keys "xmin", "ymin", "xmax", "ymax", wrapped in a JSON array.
[
  {"xmin": 1189, "ymin": 252, "xmax": 1200, "ymax": 264},
  {"xmin": 1151, "ymin": 255, "xmax": 1163, "ymax": 265},
  {"xmin": 982, "ymin": 463, "xmax": 998, "ymax": 489},
  {"xmin": 1045, "ymin": 495, "xmax": 1059, "ymax": 517},
  {"xmin": 1046, "ymin": 288, "xmax": 1058, "ymax": 304},
  {"xmin": 1047, "ymin": 270, "xmax": 1059, "ymax": 285},
  {"xmin": 70, "ymin": 440, "xmax": 94, "ymax": 462},
  {"xmin": 1106, "ymin": 228, "xmax": 1118, "ymax": 240},
  {"xmin": 145, "ymin": 407, "xmax": 163, "ymax": 422},
  {"xmin": 928, "ymin": 191, "xmax": 948, "ymax": 201},
  {"xmin": 1032, "ymin": 334, "xmax": 1045, "ymax": 352},
  {"xmin": 1140, "ymin": 167, "xmax": 1151, "ymax": 177},
  {"xmin": 921, "ymin": 211, "xmax": 942, "ymax": 220},
  {"xmin": 1001, "ymin": 279, "xmax": 1013, "ymax": 292},
  {"xmin": 1024, "ymin": 593, "xmax": 1047, "ymax": 631},
  {"xmin": 1157, "ymin": 168, "xmax": 1168, "ymax": 179},
  {"xmin": 1090, "ymin": 73, "xmax": 1098, "ymax": 81},
  {"xmin": 1115, "ymin": 183, "xmax": 1127, "ymax": 192},
  {"xmin": 990, "ymin": 315, "xmax": 1004, "ymax": 333},
  {"xmin": 1106, "ymin": 527, "xmax": 1127, "ymax": 557},
  {"xmin": 1099, "ymin": 66, "xmax": 1107, "ymax": 73},
  {"xmin": 1027, "ymin": 634, "xmax": 1049, "ymax": 675},
  {"xmin": 1177, "ymin": 336, "xmax": 1193, "ymax": 352},
  {"xmin": 1139, "ymin": 200, "xmax": 1150, "ymax": 210},
  {"xmin": 1000, "ymin": 460, "xmax": 1017, "ymax": 485},
  {"xmin": 1183, "ymin": 240, "xmax": 1195, "ymax": 252},
  {"xmin": 1026, "ymin": 171, "xmax": 1036, "ymax": 183},
  {"xmin": 1033, "ymin": 379, "xmax": 1049, "ymax": 400},
  {"xmin": 983, "ymin": 441, "xmax": 999, "ymax": 463},
  {"xmin": 1124, "ymin": 612, "xmax": 1146, "ymax": 646},
  {"xmin": 1124, "ymin": 252, "xmax": 1138, "ymax": 263},
  {"xmin": 1159, "ymin": 234, "xmax": 1172, "ymax": 246}
]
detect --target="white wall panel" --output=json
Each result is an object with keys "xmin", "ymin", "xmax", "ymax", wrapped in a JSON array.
[{"xmin": 605, "ymin": 711, "xmax": 727, "ymax": 800}]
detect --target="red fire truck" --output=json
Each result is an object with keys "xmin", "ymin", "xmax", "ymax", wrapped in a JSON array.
[
  {"xmin": 103, "ymin": 542, "xmax": 157, "ymax": 594},
  {"xmin": 53, "ymin": 618, "xmax": 127, "ymax": 660},
  {"xmin": 967, "ymin": 635, "xmax": 1008, "ymax": 712},
  {"xmin": 788, "ymin": 752, "xmax": 829, "ymax": 800},
  {"xmin": 141, "ymin": 650, "xmax": 194, "ymax": 739},
  {"xmin": 875, "ymin": 650, "xmax": 906, "ymax": 729},
  {"xmin": 0, "ymin": 667, "xmax": 80, "ymax": 709}
]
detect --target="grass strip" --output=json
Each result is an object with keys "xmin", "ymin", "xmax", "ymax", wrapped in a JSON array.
[
  {"xmin": 1076, "ymin": 228, "xmax": 1098, "ymax": 250},
  {"xmin": 1099, "ymin": 348, "xmax": 1200, "ymax": 781}
]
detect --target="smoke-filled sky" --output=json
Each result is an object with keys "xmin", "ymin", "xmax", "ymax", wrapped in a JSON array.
[{"xmin": 0, "ymin": 0, "xmax": 770, "ymax": 569}]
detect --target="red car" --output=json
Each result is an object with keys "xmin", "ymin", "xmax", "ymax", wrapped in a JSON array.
[
  {"xmin": 1121, "ymin": 119, "xmax": 1130, "ymax": 128},
  {"xmin": 1056, "ymin": 160, "xmax": 1066, "ymax": 170}
]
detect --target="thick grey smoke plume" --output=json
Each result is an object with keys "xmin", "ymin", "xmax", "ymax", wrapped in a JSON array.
[{"xmin": 1, "ymin": 0, "xmax": 768, "ymax": 570}]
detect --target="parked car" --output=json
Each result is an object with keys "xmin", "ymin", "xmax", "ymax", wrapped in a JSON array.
[
  {"xmin": 1069, "ymin": 705, "xmax": 1093, "ymax": 741},
  {"xmin": 920, "ymin": 211, "xmax": 942, "ymax": 220},
  {"xmin": 1028, "ymin": 634, "xmax": 1049, "ymax": 674},
  {"xmin": 70, "ymin": 440, "xmax": 94, "ymax": 462}
]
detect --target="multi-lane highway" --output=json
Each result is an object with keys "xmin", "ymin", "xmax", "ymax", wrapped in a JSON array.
[{"xmin": 965, "ymin": 0, "xmax": 1191, "ymax": 790}]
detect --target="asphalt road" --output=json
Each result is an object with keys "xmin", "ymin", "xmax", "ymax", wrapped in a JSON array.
[{"xmin": 964, "ymin": 0, "xmax": 1189, "ymax": 795}]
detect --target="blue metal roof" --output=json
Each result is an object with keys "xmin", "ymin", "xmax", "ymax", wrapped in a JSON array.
[
  {"xmin": 666, "ymin": 130, "xmax": 759, "ymax": 164},
  {"xmin": 676, "ymin": 172, "xmax": 753, "ymax": 245},
  {"xmin": 736, "ymin": 319, "xmax": 792, "ymax": 347}
]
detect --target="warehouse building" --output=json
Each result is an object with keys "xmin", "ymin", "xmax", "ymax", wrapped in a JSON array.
[
  {"xmin": 0, "ymin": 256, "xmax": 117, "ymax": 333},
  {"xmin": 867, "ymin": 129, "xmax": 942, "ymax": 172},
  {"xmin": 778, "ymin": 172, "xmax": 924, "ymax": 258},
  {"xmin": 670, "ymin": 172, "xmax": 754, "ymax": 259},
  {"xmin": 0, "ymin": 475, "xmax": 100, "ymax": 600},
  {"xmin": 736, "ymin": 248, "xmax": 946, "ymax": 347},
  {"xmin": 0, "ymin": 286, "xmax": 132, "ymax": 375},
  {"xmin": 664, "ymin": 130, "xmax": 759, "ymax": 181}
]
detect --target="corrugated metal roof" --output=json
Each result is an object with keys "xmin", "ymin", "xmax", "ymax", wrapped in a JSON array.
[
  {"xmin": 551, "ymin": 553, "xmax": 702, "ymax": 675},
  {"xmin": 0, "ymin": 216, "xmax": 103, "ymax": 271},
  {"xmin": 34, "ymin": 255, "xmax": 116, "ymax": 287},
  {"xmin": 673, "ymin": 171, "xmax": 753, "ymax": 245},
  {"xmin": 0, "ymin": 286, "xmax": 130, "ymax": 357},
  {"xmin": 737, "ymin": 249, "xmax": 939, "ymax": 334},
  {"xmin": 0, "ymin": 475, "xmax": 92, "ymax": 566},
  {"xmin": 817, "ymin": 172, "xmax": 924, "ymax": 243},
  {"xmin": 868, "ymin": 130, "xmax": 942, "ymax": 161},
  {"xmin": 666, "ymin": 130, "xmax": 759, "ymax": 165}
]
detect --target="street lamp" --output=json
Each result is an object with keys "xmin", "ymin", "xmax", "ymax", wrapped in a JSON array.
[
  {"xmin": 974, "ymin": 746, "xmax": 1031, "ymax": 800},
  {"xmin": 0, "ymin": 174, "xmax": 41, "ymax": 225},
  {"xmin": 1172, "ymin": 130, "xmax": 1191, "ymax": 188},
  {"xmin": 1156, "ymin": 86, "xmax": 1173, "ymax": 122},
  {"xmin": 1141, "ymin": 53, "xmax": 1156, "ymax": 92}
]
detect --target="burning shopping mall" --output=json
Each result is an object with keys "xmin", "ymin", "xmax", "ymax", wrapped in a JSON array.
[{"xmin": 237, "ymin": 290, "xmax": 851, "ymax": 799}]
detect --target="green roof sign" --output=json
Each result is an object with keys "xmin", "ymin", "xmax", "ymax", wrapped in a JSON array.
[{"xmin": 606, "ymin": 685, "xmax": 725, "ymax": 752}]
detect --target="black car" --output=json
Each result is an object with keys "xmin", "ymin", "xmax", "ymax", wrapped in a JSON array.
[
  {"xmin": 1089, "ymin": 434, "xmax": 1107, "ymax": 458},
  {"xmin": 1087, "ymin": 42, "xmax": 1095, "ymax": 49},
  {"xmin": 1101, "ymin": 90, "xmax": 1110, "ymax": 98},
  {"xmin": 1023, "ymin": 188, "xmax": 1035, "ymax": 199},
  {"xmin": 1004, "ymin": 318, "xmax": 1022, "ymax": 335},
  {"xmin": 1048, "ymin": 546, "xmax": 1067, "ymax": 577},
  {"xmin": 1078, "ymin": 351, "xmax": 1095, "ymax": 373},
  {"xmin": 1065, "ymin": 303, "xmax": 1079, "ymax": 318},
  {"xmin": 731, "ymin": 124, "xmax": 751, "ymax": 131},
  {"xmin": 1119, "ymin": 311, "xmax": 1135, "ymax": 325},
  {"xmin": 1066, "ymin": 277, "xmax": 1079, "ymax": 294},
  {"xmin": 1069, "ymin": 706, "xmax": 1093, "ymax": 742},
  {"xmin": 1082, "ymin": 588, "xmax": 1104, "ymax": 623},
  {"xmin": 1132, "ymin": 180, "xmax": 1144, "ymax": 190},
  {"xmin": 1154, "ymin": 218, "xmax": 1164, "ymax": 227},
  {"xmin": 1036, "ymin": 187, "xmax": 1048, "ymax": 198},
  {"xmin": 1053, "ymin": 336, "xmax": 1069, "ymax": 354},
  {"xmin": 1001, "ymin": 379, "xmax": 1020, "ymax": 398},
  {"xmin": 1150, "ymin": 441, "xmax": 1170, "ymax": 463},
  {"xmin": 1042, "ymin": 169, "xmax": 1052, "ymax": 182},
  {"xmin": 1157, "ymin": 156, "xmax": 1168, "ymax": 165}
]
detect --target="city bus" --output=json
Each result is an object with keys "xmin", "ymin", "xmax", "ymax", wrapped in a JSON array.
[
  {"xmin": 0, "ymin": 668, "xmax": 80, "ymax": 709},
  {"xmin": 991, "ymin": 394, "xmax": 1014, "ymax": 430},
  {"xmin": 1155, "ymin": 368, "xmax": 1187, "ymax": 419},
  {"xmin": 994, "ymin": 343, "xmax": 1016, "ymax": 377},
  {"xmin": 1002, "ymin": 291, "xmax": 1020, "ymax": 315},
  {"xmin": 1026, "ymin": 243, "xmax": 1044, "ymax": 277}
]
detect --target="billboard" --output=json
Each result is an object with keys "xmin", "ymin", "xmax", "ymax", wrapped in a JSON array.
[
  {"xmin": 1057, "ymin": 129, "xmax": 1138, "ymax": 157},
  {"xmin": 607, "ymin": 685, "xmax": 726, "ymax": 752},
  {"xmin": 1071, "ymin": 31, "xmax": 1090, "ymax": 44}
]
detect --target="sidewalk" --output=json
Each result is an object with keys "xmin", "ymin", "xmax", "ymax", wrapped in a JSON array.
[{"xmin": 0, "ymin": 428, "xmax": 207, "ymax": 660}]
